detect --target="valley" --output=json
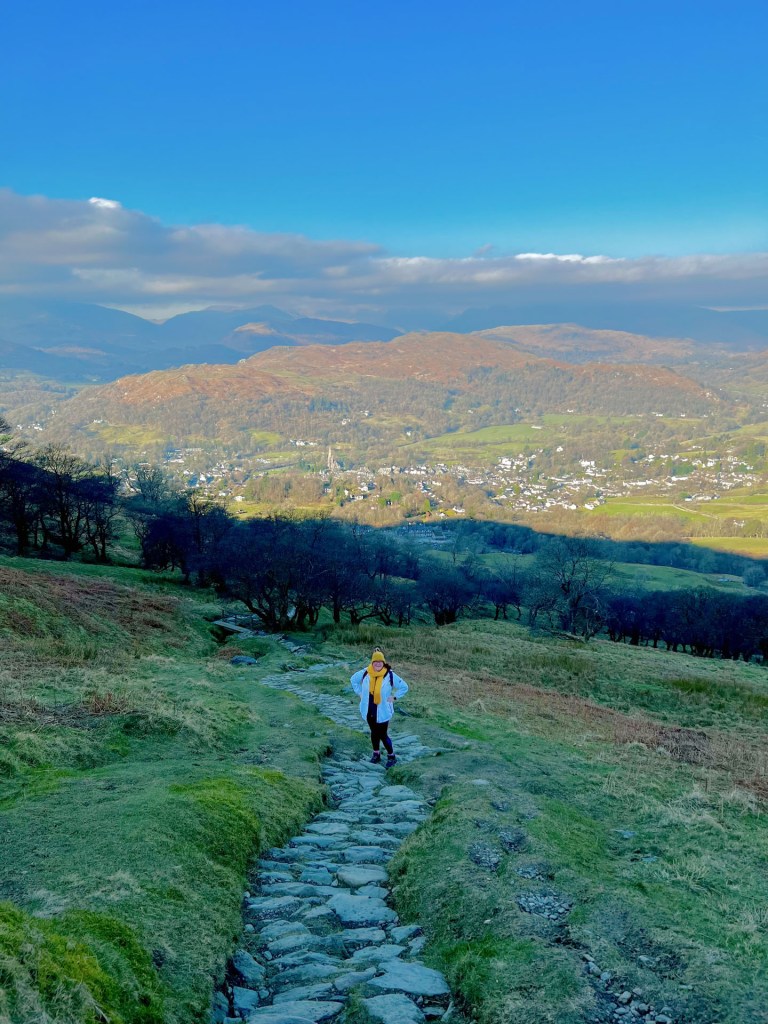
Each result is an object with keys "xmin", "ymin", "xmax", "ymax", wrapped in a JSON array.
[{"xmin": 4, "ymin": 322, "xmax": 768, "ymax": 551}]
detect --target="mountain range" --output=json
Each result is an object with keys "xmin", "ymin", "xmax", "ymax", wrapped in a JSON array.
[
  {"xmin": 0, "ymin": 299, "xmax": 398, "ymax": 379},
  {"xmin": 2, "ymin": 297, "xmax": 768, "ymax": 382}
]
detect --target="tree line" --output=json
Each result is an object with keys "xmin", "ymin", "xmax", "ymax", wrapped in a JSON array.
[
  {"xmin": 0, "ymin": 420, "xmax": 120, "ymax": 561},
  {"xmin": 3, "ymin": 426, "xmax": 768, "ymax": 663},
  {"xmin": 138, "ymin": 498, "xmax": 768, "ymax": 660}
]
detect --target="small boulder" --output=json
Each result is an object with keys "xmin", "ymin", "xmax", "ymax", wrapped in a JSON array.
[{"xmin": 232, "ymin": 949, "xmax": 266, "ymax": 987}]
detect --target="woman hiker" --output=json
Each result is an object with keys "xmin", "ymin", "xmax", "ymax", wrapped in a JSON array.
[{"xmin": 350, "ymin": 648, "xmax": 409, "ymax": 768}]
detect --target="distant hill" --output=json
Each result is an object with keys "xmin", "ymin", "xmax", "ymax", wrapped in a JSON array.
[
  {"xmin": 476, "ymin": 324, "xmax": 695, "ymax": 364},
  {"xmin": 38, "ymin": 331, "xmax": 718, "ymax": 460},
  {"xmin": 4, "ymin": 295, "xmax": 766, "ymax": 384},
  {"xmin": 444, "ymin": 303, "xmax": 768, "ymax": 348},
  {"xmin": 0, "ymin": 299, "xmax": 398, "ymax": 379}
]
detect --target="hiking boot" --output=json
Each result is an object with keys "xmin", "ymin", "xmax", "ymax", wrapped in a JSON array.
[
  {"xmin": 369, "ymin": 751, "xmax": 381, "ymax": 764},
  {"xmin": 385, "ymin": 754, "xmax": 397, "ymax": 769}
]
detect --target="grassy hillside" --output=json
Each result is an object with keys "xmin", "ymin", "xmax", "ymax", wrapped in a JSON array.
[
  {"xmin": 3, "ymin": 552, "xmax": 767, "ymax": 1024},
  {"xmin": 306, "ymin": 620, "xmax": 768, "ymax": 1024},
  {"xmin": 0, "ymin": 560, "xmax": 329, "ymax": 1024}
]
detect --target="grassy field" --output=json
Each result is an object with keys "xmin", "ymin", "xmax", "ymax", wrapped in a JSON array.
[
  {"xmin": 586, "ymin": 490, "xmax": 768, "ymax": 558},
  {"xmin": 4, "ymin": 550, "xmax": 768, "ymax": 1024},
  {"xmin": 594, "ymin": 490, "xmax": 768, "ymax": 523},
  {"xmin": 0, "ymin": 561, "xmax": 330, "ymax": 1024},
  {"xmin": 399, "ymin": 417, "xmax": 586, "ymax": 463},
  {"xmin": 434, "ymin": 548, "xmax": 758, "ymax": 595},
  {"xmin": 91, "ymin": 424, "xmax": 169, "ymax": 447},
  {"xmin": 692, "ymin": 536, "xmax": 768, "ymax": 558},
  {"xmin": 300, "ymin": 619, "xmax": 768, "ymax": 1024}
]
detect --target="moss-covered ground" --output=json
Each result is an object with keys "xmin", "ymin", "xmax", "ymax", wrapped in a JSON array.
[
  {"xmin": 3, "ymin": 552, "xmax": 768, "ymax": 1024},
  {"xmin": 0, "ymin": 560, "xmax": 330, "ymax": 1024}
]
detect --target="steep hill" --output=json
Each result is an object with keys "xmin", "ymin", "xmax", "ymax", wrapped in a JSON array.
[{"xmin": 0, "ymin": 558, "xmax": 327, "ymax": 1024}]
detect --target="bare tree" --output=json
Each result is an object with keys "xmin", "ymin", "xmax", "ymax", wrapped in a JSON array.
[
  {"xmin": 533, "ymin": 536, "xmax": 614, "ymax": 639},
  {"xmin": 131, "ymin": 463, "xmax": 172, "ymax": 507}
]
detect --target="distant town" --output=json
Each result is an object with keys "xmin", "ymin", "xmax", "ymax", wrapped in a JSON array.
[{"xmin": 131, "ymin": 430, "xmax": 763, "ymax": 526}]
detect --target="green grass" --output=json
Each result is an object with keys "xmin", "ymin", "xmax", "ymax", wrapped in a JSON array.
[
  {"xmin": 310, "ymin": 619, "xmax": 768, "ymax": 1024},
  {"xmin": 591, "ymin": 491, "xmax": 768, "ymax": 557},
  {"xmin": 447, "ymin": 548, "xmax": 755, "ymax": 595},
  {"xmin": 399, "ymin": 416, "xmax": 601, "ymax": 463},
  {"xmin": 692, "ymin": 536, "xmax": 768, "ymax": 557},
  {"xmin": 591, "ymin": 498, "xmax": 708, "ymax": 521},
  {"xmin": 5, "ymin": 552, "xmax": 768, "ymax": 1024},
  {"xmin": 250, "ymin": 429, "xmax": 282, "ymax": 447},
  {"xmin": 91, "ymin": 424, "xmax": 167, "ymax": 446},
  {"xmin": 0, "ymin": 903, "xmax": 164, "ymax": 1024},
  {"xmin": 0, "ymin": 563, "xmax": 330, "ymax": 1024}
]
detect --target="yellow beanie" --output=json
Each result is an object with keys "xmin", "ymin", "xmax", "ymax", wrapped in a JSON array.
[{"xmin": 371, "ymin": 648, "xmax": 386, "ymax": 664}]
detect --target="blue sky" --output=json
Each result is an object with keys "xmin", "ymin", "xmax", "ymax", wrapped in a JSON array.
[{"xmin": 2, "ymin": 0, "xmax": 766, "ymax": 259}]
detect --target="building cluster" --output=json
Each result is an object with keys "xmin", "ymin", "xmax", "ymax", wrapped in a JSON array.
[{"xmin": 123, "ymin": 434, "xmax": 765, "ymax": 519}]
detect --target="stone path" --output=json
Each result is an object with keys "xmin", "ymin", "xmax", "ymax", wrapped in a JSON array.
[{"xmin": 212, "ymin": 664, "xmax": 454, "ymax": 1024}]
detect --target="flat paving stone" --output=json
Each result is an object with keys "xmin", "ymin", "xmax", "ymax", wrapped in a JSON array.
[
  {"xmin": 348, "ymin": 943, "xmax": 405, "ymax": 965},
  {"xmin": 289, "ymin": 835, "xmax": 342, "ymax": 849},
  {"xmin": 355, "ymin": 885, "xmax": 388, "ymax": 898},
  {"xmin": 338, "ymin": 927, "xmax": 386, "ymax": 949},
  {"xmin": 336, "ymin": 865, "xmax": 388, "ymax": 887},
  {"xmin": 302, "ymin": 905, "xmax": 336, "ymax": 921},
  {"xmin": 258, "ymin": 921, "xmax": 309, "ymax": 942},
  {"xmin": 364, "ymin": 993, "xmax": 425, "ymax": 1023},
  {"xmin": 341, "ymin": 846, "xmax": 389, "ymax": 864},
  {"xmin": 268, "ymin": 951, "xmax": 342, "ymax": 968},
  {"xmin": 232, "ymin": 986, "xmax": 262, "ymax": 1014},
  {"xmin": 327, "ymin": 893, "xmax": 397, "ymax": 926},
  {"xmin": 246, "ymin": 896, "xmax": 303, "ymax": 919},
  {"xmin": 260, "ymin": 883, "xmax": 334, "ymax": 898},
  {"xmin": 304, "ymin": 822, "xmax": 350, "ymax": 835},
  {"xmin": 266, "ymin": 933, "xmax": 326, "ymax": 956},
  {"xmin": 245, "ymin": 1000, "xmax": 343, "ymax": 1022},
  {"xmin": 370, "ymin": 960, "xmax": 451, "ymax": 997},
  {"xmin": 232, "ymin": 949, "xmax": 267, "ymax": 986},
  {"xmin": 273, "ymin": 963, "xmax": 346, "ymax": 988},
  {"xmin": 299, "ymin": 869, "xmax": 333, "ymax": 884},
  {"xmin": 332, "ymin": 967, "xmax": 377, "ymax": 992},
  {"xmin": 378, "ymin": 786, "xmax": 417, "ymax": 799},
  {"xmin": 260, "ymin": 870, "xmax": 295, "ymax": 882},
  {"xmin": 271, "ymin": 983, "xmax": 336, "ymax": 1003}
]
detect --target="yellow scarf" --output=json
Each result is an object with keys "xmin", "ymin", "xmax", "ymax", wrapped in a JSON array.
[{"xmin": 367, "ymin": 664, "xmax": 388, "ymax": 705}]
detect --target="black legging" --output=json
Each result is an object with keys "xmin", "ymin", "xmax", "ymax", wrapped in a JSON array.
[{"xmin": 367, "ymin": 695, "xmax": 394, "ymax": 753}]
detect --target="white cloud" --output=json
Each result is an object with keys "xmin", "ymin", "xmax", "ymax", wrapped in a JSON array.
[
  {"xmin": 0, "ymin": 188, "xmax": 766, "ymax": 321},
  {"xmin": 88, "ymin": 197, "xmax": 122, "ymax": 209}
]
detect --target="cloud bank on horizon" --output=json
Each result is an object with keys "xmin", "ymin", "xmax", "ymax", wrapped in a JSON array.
[{"xmin": 1, "ymin": 189, "xmax": 766, "ymax": 323}]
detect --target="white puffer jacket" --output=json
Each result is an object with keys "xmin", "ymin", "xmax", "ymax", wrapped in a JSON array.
[{"xmin": 350, "ymin": 667, "xmax": 409, "ymax": 724}]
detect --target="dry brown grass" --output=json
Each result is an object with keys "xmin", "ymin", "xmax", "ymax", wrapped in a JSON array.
[
  {"xmin": 82, "ymin": 690, "xmax": 136, "ymax": 716},
  {"xmin": 0, "ymin": 689, "xmax": 136, "ymax": 727},
  {"xmin": 398, "ymin": 657, "xmax": 768, "ymax": 798},
  {"xmin": 0, "ymin": 566, "xmax": 187, "ymax": 672}
]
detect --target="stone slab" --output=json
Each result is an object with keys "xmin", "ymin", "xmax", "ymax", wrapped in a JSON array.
[
  {"xmin": 341, "ymin": 846, "xmax": 389, "ymax": 864},
  {"xmin": 370, "ymin": 960, "xmax": 450, "ymax": 996},
  {"xmin": 246, "ymin": 1000, "xmax": 343, "ymax": 1022},
  {"xmin": 327, "ymin": 893, "xmax": 397, "ymax": 926},
  {"xmin": 364, "ymin": 993, "xmax": 425, "ymax": 1023},
  {"xmin": 336, "ymin": 865, "xmax": 388, "ymax": 888}
]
